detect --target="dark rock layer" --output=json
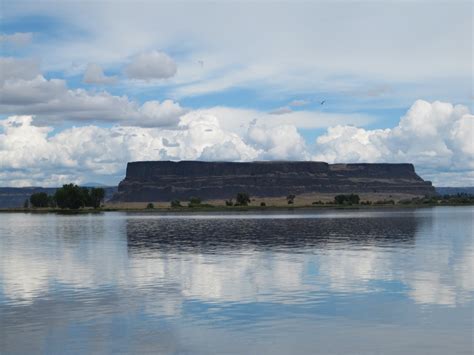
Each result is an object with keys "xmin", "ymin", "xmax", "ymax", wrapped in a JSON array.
[{"xmin": 113, "ymin": 161, "xmax": 435, "ymax": 202}]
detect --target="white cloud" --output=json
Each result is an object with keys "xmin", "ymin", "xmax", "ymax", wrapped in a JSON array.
[
  {"xmin": 200, "ymin": 141, "xmax": 244, "ymax": 161},
  {"xmin": 125, "ymin": 51, "xmax": 177, "ymax": 80},
  {"xmin": 0, "ymin": 110, "xmax": 313, "ymax": 186},
  {"xmin": 0, "ymin": 113, "xmax": 259, "ymax": 186},
  {"xmin": 2, "ymin": 2, "xmax": 469, "ymax": 106},
  {"xmin": 289, "ymin": 99, "xmax": 309, "ymax": 107},
  {"xmin": 0, "ymin": 57, "xmax": 40, "ymax": 83},
  {"xmin": 0, "ymin": 69, "xmax": 185, "ymax": 127},
  {"xmin": 0, "ymin": 32, "xmax": 33, "ymax": 46},
  {"xmin": 0, "ymin": 58, "xmax": 373, "ymax": 130},
  {"xmin": 83, "ymin": 63, "xmax": 117, "ymax": 85},
  {"xmin": 0, "ymin": 75, "xmax": 66, "ymax": 105},
  {"xmin": 247, "ymin": 123, "xmax": 309, "ymax": 160},
  {"xmin": 184, "ymin": 106, "xmax": 374, "ymax": 133},
  {"xmin": 138, "ymin": 99, "xmax": 187, "ymax": 127},
  {"xmin": 314, "ymin": 100, "xmax": 474, "ymax": 186},
  {"xmin": 269, "ymin": 106, "xmax": 292, "ymax": 115},
  {"xmin": 0, "ymin": 100, "xmax": 471, "ymax": 186}
]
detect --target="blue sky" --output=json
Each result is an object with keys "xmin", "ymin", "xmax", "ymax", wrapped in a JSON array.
[{"xmin": 0, "ymin": 0, "xmax": 472, "ymax": 186}]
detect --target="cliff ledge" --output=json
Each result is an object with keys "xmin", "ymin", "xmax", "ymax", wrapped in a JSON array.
[{"xmin": 112, "ymin": 161, "xmax": 435, "ymax": 202}]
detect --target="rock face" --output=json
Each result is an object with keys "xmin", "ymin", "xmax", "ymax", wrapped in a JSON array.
[{"xmin": 112, "ymin": 161, "xmax": 435, "ymax": 202}]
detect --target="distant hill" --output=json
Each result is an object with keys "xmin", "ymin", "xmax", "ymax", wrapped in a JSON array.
[
  {"xmin": 0, "ymin": 186, "xmax": 117, "ymax": 208},
  {"xmin": 435, "ymin": 187, "xmax": 474, "ymax": 196},
  {"xmin": 81, "ymin": 182, "xmax": 109, "ymax": 187}
]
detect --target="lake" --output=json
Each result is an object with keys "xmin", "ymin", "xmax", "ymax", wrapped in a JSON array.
[{"xmin": 0, "ymin": 207, "xmax": 473, "ymax": 354}]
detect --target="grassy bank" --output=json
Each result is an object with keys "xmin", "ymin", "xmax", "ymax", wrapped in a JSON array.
[
  {"xmin": 2, "ymin": 201, "xmax": 472, "ymax": 214},
  {"xmin": 4, "ymin": 191, "xmax": 472, "ymax": 214}
]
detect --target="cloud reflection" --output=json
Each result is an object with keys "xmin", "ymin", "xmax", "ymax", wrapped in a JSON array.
[{"xmin": 0, "ymin": 209, "xmax": 473, "ymax": 313}]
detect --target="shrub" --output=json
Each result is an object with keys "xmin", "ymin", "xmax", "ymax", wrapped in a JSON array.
[
  {"xmin": 260, "ymin": 202, "xmax": 266, "ymax": 207},
  {"xmin": 30, "ymin": 192, "xmax": 49, "ymax": 208},
  {"xmin": 373, "ymin": 199, "xmax": 395, "ymax": 205},
  {"xmin": 23, "ymin": 199, "xmax": 29, "ymax": 208},
  {"xmin": 171, "ymin": 200, "xmax": 181, "ymax": 208},
  {"xmin": 334, "ymin": 194, "xmax": 360, "ymax": 205},
  {"xmin": 225, "ymin": 199, "xmax": 234, "ymax": 206},
  {"xmin": 286, "ymin": 194, "xmax": 295, "ymax": 205},
  {"xmin": 146, "ymin": 203, "xmax": 154, "ymax": 209},
  {"xmin": 188, "ymin": 197, "xmax": 202, "ymax": 207},
  {"xmin": 235, "ymin": 192, "xmax": 250, "ymax": 206}
]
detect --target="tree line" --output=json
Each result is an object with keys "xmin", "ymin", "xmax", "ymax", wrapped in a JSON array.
[{"xmin": 28, "ymin": 184, "xmax": 105, "ymax": 209}]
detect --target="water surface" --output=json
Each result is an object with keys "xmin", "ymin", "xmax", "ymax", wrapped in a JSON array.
[{"xmin": 1, "ymin": 207, "xmax": 473, "ymax": 354}]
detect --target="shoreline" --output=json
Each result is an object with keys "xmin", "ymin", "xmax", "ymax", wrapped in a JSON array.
[{"xmin": 1, "ymin": 202, "xmax": 472, "ymax": 214}]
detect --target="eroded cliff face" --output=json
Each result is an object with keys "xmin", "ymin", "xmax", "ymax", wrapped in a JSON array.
[{"xmin": 112, "ymin": 161, "xmax": 435, "ymax": 202}]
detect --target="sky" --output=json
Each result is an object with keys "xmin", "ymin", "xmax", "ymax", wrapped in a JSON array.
[{"xmin": 0, "ymin": 0, "xmax": 472, "ymax": 187}]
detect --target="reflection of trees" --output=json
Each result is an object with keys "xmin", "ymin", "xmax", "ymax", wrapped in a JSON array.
[{"xmin": 126, "ymin": 214, "xmax": 419, "ymax": 254}]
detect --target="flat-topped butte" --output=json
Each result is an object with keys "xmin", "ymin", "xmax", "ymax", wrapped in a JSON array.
[{"xmin": 112, "ymin": 161, "xmax": 435, "ymax": 202}]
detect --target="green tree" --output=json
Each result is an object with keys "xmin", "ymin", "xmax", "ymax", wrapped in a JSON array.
[
  {"xmin": 334, "ymin": 194, "xmax": 360, "ymax": 205},
  {"xmin": 54, "ymin": 184, "xmax": 85, "ymax": 209},
  {"xmin": 48, "ymin": 195, "xmax": 57, "ymax": 208},
  {"xmin": 348, "ymin": 194, "xmax": 360, "ymax": 204},
  {"xmin": 146, "ymin": 202, "xmax": 154, "ymax": 209},
  {"xmin": 81, "ymin": 187, "xmax": 92, "ymax": 207},
  {"xmin": 286, "ymin": 194, "xmax": 296, "ymax": 204},
  {"xmin": 235, "ymin": 192, "xmax": 250, "ymax": 206},
  {"xmin": 30, "ymin": 192, "xmax": 49, "ymax": 208},
  {"xmin": 188, "ymin": 197, "xmax": 202, "ymax": 207},
  {"xmin": 171, "ymin": 199, "xmax": 181, "ymax": 208},
  {"xmin": 89, "ymin": 188, "xmax": 105, "ymax": 208}
]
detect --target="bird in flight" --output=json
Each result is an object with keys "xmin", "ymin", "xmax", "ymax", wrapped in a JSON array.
[{"xmin": 320, "ymin": 100, "xmax": 326, "ymax": 105}]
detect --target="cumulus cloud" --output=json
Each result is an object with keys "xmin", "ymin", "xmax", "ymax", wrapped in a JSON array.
[
  {"xmin": 83, "ymin": 63, "xmax": 117, "ymax": 85},
  {"xmin": 314, "ymin": 100, "xmax": 474, "ymax": 185},
  {"xmin": 125, "ymin": 51, "xmax": 177, "ymax": 80},
  {"xmin": 189, "ymin": 106, "xmax": 373, "ymax": 133},
  {"xmin": 0, "ymin": 57, "xmax": 185, "ymax": 127},
  {"xmin": 0, "ymin": 32, "xmax": 33, "ymax": 46},
  {"xmin": 0, "ymin": 57, "xmax": 40, "ymax": 83},
  {"xmin": 0, "ymin": 111, "xmax": 312, "ymax": 186},
  {"xmin": 0, "ymin": 2, "xmax": 470, "ymax": 109},
  {"xmin": 138, "ymin": 100, "xmax": 187, "ymax": 127},
  {"xmin": 0, "ymin": 113, "xmax": 259, "ymax": 186},
  {"xmin": 0, "ymin": 79, "xmax": 184, "ymax": 126},
  {"xmin": 0, "ymin": 75, "xmax": 66, "ymax": 105},
  {"xmin": 0, "ymin": 58, "xmax": 372, "ymax": 131},
  {"xmin": 247, "ymin": 122, "xmax": 309, "ymax": 160},
  {"xmin": 0, "ymin": 99, "xmax": 472, "ymax": 187}
]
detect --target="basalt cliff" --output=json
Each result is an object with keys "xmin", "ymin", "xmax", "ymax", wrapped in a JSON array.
[{"xmin": 112, "ymin": 161, "xmax": 435, "ymax": 202}]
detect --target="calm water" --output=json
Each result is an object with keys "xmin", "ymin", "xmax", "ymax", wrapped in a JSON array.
[{"xmin": 0, "ymin": 207, "xmax": 473, "ymax": 354}]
